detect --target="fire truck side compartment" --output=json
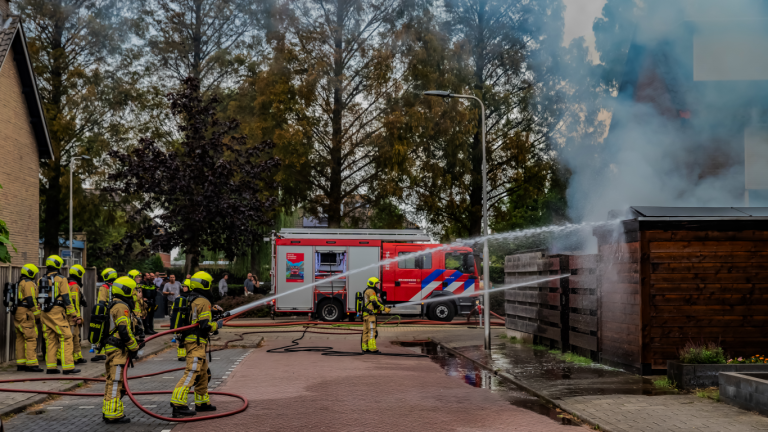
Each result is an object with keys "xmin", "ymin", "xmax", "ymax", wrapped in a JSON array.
[
  {"xmin": 276, "ymin": 245, "xmax": 314, "ymax": 310},
  {"xmin": 347, "ymin": 246, "xmax": 381, "ymax": 311}
]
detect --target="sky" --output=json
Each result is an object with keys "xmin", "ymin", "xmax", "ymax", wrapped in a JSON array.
[{"xmin": 562, "ymin": 0, "xmax": 607, "ymax": 63}]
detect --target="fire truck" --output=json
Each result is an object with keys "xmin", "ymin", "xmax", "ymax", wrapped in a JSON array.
[{"xmin": 270, "ymin": 228, "xmax": 481, "ymax": 322}]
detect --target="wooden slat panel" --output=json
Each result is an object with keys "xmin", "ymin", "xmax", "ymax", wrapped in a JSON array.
[
  {"xmin": 570, "ymin": 294, "xmax": 597, "ymax": 309},
  {"xmin": 650, "ymin": 338, "xmax": 768, "ymax": 347},
  {"xmin": 652, "ymin": 295, "xmax": 768, "ymax": 306},
  {"xmin": 570, "ymin": 313, "xmax": 597, "ymax": 331},
  {"xmin": 506, "ymin": 318, "xmax": 561, "ymax": 341},
  {"xmin": 602, "ymin": 310, "xmax": 640, "ymax": 326},
  {"xmin": 652, "ymin": 262, "xmax": 768, "ymax": 274},
  {"xmin": 601, "ymin": 340, "xmax": 642, "ymax": 365},
  {"xmin": 651, "ymin": 252, "xmax": 768, "ymax": 263},
  {"xmin": 504, "ymin": 276, "xmax": 561, "ymax": 288},
  {"xmin": 505, "ymin": 290, "xmax": 560, "ymax": 305},
  {"xmin": 599, "ymin": 242, "xmax": 640, "ymax": 255},
  {"xmin": 652, "ymin": 305, "xmax": 768, "ymax": 316},
  {"xmin": 649, "ymin": 326, "xmax": 767, "ymax": 338},
  {"xmin": 654, "ymin": 316, "xmax": 768, "ymax": 327},
  {"xmin": 569, "ymin": 274, "xmax": 597, "ymax": 288},
  {"xmin": 570, "ymin": 331, "xmax": 598, "ymax": 351},
  {"xmin": 651, "ymin": 273, "xmax": 768, "ymax": 284},
  {"xmin": 570, "ymin": 255, "xmax": 598, "ymax": 269},
  {"xmin": 601, "ymin": 302, "xmax": 640, "ymax": 314},
  {"xmin": 602, "ymin": 293, "xmax": 641, "ymax": 306},
  {"xmin": 505, "ymin": 304, "xmax": 561, "ymax": 324},
  {"xmin": 602, "ymin": 272, "xmax": 640, "ymax": 284},
  {"xmin": 650, "ymin": 241, "xmax": 768, "ymax": 252},
  {"xmin": 601, "ymin": 283, "xmax": 640, "ymax": 295},
  {"xmin": 646, "ymin": 231, "xmax": 768, "ymax": 242},
  {"xmin": 504, "ymin": 252, "xmax": 549, "ymax": 272},
  {"xmin": 650, "ymin": 284, "xmax": 768, "ymax": 295}
]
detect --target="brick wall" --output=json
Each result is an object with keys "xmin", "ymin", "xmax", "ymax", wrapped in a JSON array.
[
  {"xmin": 0, "ymin": 0, "xmax": 9, "ymax": 19},
  {"xmin": 0, "ymin": 47, "xmax": 41, "ymax": 266}
]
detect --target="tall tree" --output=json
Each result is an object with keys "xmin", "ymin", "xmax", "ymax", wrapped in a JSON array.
[
  {"xmin": 108, "ymin": 77, "xmax": 281, "ymax": 274},
  {"xmin": 141, "ymin": 0, "xmax": 268, "ymax": 93},
  {"xmin": 18, "ymin": 0, "xmax": 154, "ymax": 257},
  {"xmin": 392, "ymin": 0, "xmax": 565, "ymax": 241},
  {"xmin": 251, "ymin": 0, "xmax": 408, "ymax": 228}
]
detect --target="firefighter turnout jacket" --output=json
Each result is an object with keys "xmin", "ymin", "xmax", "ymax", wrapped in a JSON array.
[{"xmin": 171, "ymin": 295, "xmax": 219, "ymax": 407}]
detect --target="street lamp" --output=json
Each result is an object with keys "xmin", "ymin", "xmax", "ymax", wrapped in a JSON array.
[
  {"xmin": 424, "ymin": 90, "xmax": 491, "ymax": 350},
  {"xmin": 69, "ymin": 156, "xmax": 91, "ymax": 270}
]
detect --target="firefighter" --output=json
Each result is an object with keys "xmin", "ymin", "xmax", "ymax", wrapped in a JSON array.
[
  {"xmin": 170, "ymin": 279, "xmax": 191, "ymax": 361},
  {"xmin": 14, "ymin": 264, "xmax": 43, "ymax": 372},
  {"xmin": 66, "ymin": 264, "xmax": 88, "ymax": 365},
  {"xmin": 169, "ymin": 271, "xmax": 224, "ymax": 417},
  {"xmin": 127, "ymin": 270, "xmax": 145, "ymax": 320},
  {"xmin": 141, "ymin": 272, "xmax": 158, "ymax": 335},
  {"xmin": 92, "ymin": 267, "xmax": 118, "ymax": 362},
  {"xmin": 361, "ymin": 277, "xmax": 390, "ymax": 354},
  {"xmin": 101, "ymin": 276, "xmax": 141, "ymax": 424},
  {"xmin": 39, "ymin": 255, "xmax": 80, "ymax": 374}
]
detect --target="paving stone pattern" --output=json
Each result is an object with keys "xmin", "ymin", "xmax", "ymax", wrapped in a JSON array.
[
  {"xmin": 173, "ymin": 335, "xmax": 579, "ymax": 432},
  {"xmin": 4, "ymin": 348, "xmax": 252, "ymax": 432},
  {"xmin": 562, "ymin": 394, "xmax": 768, "ymax": 432}
]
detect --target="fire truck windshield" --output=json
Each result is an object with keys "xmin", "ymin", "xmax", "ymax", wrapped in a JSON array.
[{"xmin": 445, "ymin": 252, "xmax": 474, "ymax": 274}]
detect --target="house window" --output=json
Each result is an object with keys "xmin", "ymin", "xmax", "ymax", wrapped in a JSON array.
[{"xmin": 60, "ymin": 250, "xmax": 83, "ymax": 268}]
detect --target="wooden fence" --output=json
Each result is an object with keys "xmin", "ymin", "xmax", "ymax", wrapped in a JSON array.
[
  {"xmin": 504, "ymin": 251, "xmax": 569, "ymax": 350},
  {"xmin": 504, "ymin": 252, "xmax": 601, "ymax": 359},
  {"xmin": 0, "ymin": 265, "xmax": 97, "ymax": 363}
]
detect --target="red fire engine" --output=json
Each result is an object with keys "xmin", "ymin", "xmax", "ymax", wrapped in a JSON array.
[{"xmin": 270, "ymin": 229, "xmax": 481, "ymax": 322}]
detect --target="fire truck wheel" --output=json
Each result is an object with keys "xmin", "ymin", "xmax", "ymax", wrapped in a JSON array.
[
  {"xmin": 318, "ymin": 299, "xmax": 344, "ymax": 322},
  {"xmin": 428, "ymin": 301, "xmax": 455, "ymax": 322}
]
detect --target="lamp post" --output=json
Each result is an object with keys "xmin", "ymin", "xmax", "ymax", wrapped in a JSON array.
[
  {"xmin": 424, "ymin": 90, "xmax": 491, "ymax": 350},
  {"xmin": 69, "ymin": 156, "xmax": 91, "ymax": 270}
]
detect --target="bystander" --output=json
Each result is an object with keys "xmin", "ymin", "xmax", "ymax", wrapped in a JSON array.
[
  {"xmin": 219, "ymin": 273, "xmax": 229, "ymax": 297},
  {"xmin": 163, "ymin": 274, "xmax": 181, "ymax": 316}
]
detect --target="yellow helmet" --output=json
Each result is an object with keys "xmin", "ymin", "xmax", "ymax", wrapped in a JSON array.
[
  {"xmin": 182, "ymin": 279, "xmax": 191, "ymax": 287},
  {"xmin": 69, "ymin": 264, "xmax": 85, "ymax": 278},
  {"xmin": 45, "ymin": 255, "xmax": 64, "ymax": 269},
  {"xmin": 190, "ymin": 271, "xmax": 213, "ymax": 290},
  {"xmin": 367, "ymin": 277, "xmax": 380, "ymax": 288},
  {"xmin": 111, "ymin": 276, "xmax": 136, "ymax": 297},
  {"xmin": 101, "ymin": 267, "xmax": 118, "ymax": 282},
  {"xmin": 127, "ymin": 269, "xmax": 141, "ymax": 279},
  {"xmin": 21, "ymin": 263, "xmax": 39, "ymax": 279}
]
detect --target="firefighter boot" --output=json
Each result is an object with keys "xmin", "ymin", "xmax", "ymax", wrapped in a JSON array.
[
  {"xmin": 369, "ymin": 338, "xmax": 380, "ymax": 354},
  {"xmin": 26, "ymin": 366, "xmax": 43, "ymax": 372},
  {"xmin": 196, "ymin": 403, "xmax": 217, "ymax": 412},
  {"xmin": 361, "ymin": 341, "xmax": 369, "ymax": 353},
  {"xmin": 171, "ymin": 403, "xmax": 197, "ymax": 418},
  {"xmin": 16, "ymin": 365, "xmax": 27, "ymax": 372},
  {"xmin": 104, "ymin": 417, "xmax": 131, "ymax": 424}
]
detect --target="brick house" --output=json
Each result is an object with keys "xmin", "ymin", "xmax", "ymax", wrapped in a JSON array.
[{"xmin": 0, "ymin": 0, "xmax": 54, "ymax": 265}]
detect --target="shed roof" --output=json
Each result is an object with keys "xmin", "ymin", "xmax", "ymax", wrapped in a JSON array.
[
  {"xmin": 630, "ymin": 206, "xmax": 768, "ymax": 218},
  {"xmin": 0, "ymin": 16, "xmax": 54, "ymax": 160}
]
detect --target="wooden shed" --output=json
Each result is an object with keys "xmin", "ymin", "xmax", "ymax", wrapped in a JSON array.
[{"xmin": 594, "ymin": 206, "xmax": 768, "ymax": 374}]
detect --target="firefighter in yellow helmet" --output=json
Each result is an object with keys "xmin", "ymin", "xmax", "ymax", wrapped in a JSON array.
[
  {"xmin": 361, "ymin": 277, "xmax": 390, "ymax": 353},
  {"xmin": 92, "ymin": 267, "xmax": 118, "ymax": 362},
  {"xmin": 127, "ymin": 270, "xmax": 145, "ymax": 321},
  {"xmin": 64, "ymin": 264, "xmax": 88, "ymax": 364},
  {"xmin": 101, "ymin": 277, "xmax": 141, "ymax": 424},
  {"xmin": 14, "ymin": 264, "xmax": 43, "ymax": 372},
  {"xmin": 169, "ymin": 271, "xmax": 223, "ymax": 417},
  {"xmin": 38, "ymin": 255, "xmax": 80, "ymax": 374}
]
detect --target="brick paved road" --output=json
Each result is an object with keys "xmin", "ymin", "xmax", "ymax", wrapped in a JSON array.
[
  {"xmin": 4, "ymin": 348, "xmax": 252, "ymax": 432},
  {"xmin": 173, "ymin": 335, "xmax": 582, "ymax": 432}
]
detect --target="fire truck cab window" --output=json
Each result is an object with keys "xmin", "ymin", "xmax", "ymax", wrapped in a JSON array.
[
  {"xmin": 398, "ymin": 252, "xmax": 431, "ymax": 269},
  {"xmin": 445, "ymin": 252, "xmax": 474, "ymax": 274}
]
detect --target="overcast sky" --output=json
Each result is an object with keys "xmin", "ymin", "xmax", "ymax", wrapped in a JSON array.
[{"xmin": 563, "ymin": 0, "xmax": 607, "ymax": 63}]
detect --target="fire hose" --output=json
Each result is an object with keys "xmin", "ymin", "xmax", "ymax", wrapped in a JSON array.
[{"xmin": 0, "ymin": 306, "xmax": 504, "ymax": 423}]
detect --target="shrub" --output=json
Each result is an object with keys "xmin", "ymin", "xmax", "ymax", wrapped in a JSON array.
[
  {"xmin": 215, "ymin": 294, "xmax": 270, "ymax": 318},
  {"xmin": 678, "ymin": 340, "xmax": 727, "ymax": 364}
]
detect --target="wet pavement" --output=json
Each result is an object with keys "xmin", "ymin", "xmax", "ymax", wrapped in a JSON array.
[
  {"xmin": 395, "ymin": 340, "xmax": 582, "ymax": 427},
  {"xmin": 431, "ymin": 334, "xmax": 768, "ymax": 432}
]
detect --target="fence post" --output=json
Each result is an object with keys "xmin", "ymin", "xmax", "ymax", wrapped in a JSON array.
[{"xmin": 3, "ymin": 265, "xmax": 9, "ymax": 363}]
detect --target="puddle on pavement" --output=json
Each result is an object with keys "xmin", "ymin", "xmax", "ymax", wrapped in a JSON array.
[
  {"xmin": 392, "ymin": 341, "xmax": 580, "ymax": 427},
  {"xmin": 453, "ymin": 340, "xmax": 678, "ymax": 398}
]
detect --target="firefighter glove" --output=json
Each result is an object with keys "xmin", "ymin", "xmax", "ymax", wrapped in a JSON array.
[
  {"xmin": 216, "ymin": 319, "xmax": 224, "ymax": 329},
  {"xmin": 384, "ymin": 307, "xmax": 391, "ymax": 313}
]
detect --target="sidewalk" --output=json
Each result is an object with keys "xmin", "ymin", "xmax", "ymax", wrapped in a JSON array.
[
  {"xmin": 432, "ymin": 334, "xmax": 768, "ymax": 432},
  {"xmin": 0, "ymin": 333, "xmax": 173, "ymax": 418}
]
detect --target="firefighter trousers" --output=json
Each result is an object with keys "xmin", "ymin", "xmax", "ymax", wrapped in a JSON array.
[
  {"xmin": 102, "ymin": 349, "xmax": 129, "ymax": 419},
  {"xmin": 41, "ymin": 306, "xmax": 74, "ymax": 370},
  {"xmin": 171, "ymin": 341, "xmax": 210, "ymax": 406},
  {"xmin": 68, "ymin": 316, "xmax": 83, "ymax": 360},
  {"xmin": 361, "ymin": 314, "xmax": 378, "ymax": 351},
  {"xmin": 14, "ymin": 308, "xmax": 38, "ymax": 366}
]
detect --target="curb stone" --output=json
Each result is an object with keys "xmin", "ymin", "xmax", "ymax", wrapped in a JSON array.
[
  {"xmin": 0, "ymin": 340, "xmax": 172, "ymax": 419},
  {"xmin": 432, "ymin": 337, "xmax": 615, "ymax": 432}
]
